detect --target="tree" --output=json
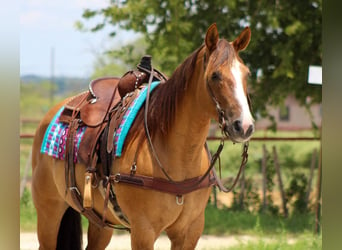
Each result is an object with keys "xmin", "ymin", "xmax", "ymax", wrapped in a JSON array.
[
  {"xmin": 244, "ymin": 0, "xmax": 321, "ymax": 125},
  {"xmin": 76, "ymin": 0, "xmax": 322, "ymax": 125}
]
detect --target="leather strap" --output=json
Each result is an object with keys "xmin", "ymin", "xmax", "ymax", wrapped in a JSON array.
[
  {"xmin": 83, "ymin": 208, "xmax": 108, "ymax": 228},
  {"xmin": 65, "ymin": 119, "xmax": 90, "ymax": 216},
  {"xmin": 214, "ymin": 142, "xmax": 249, "ymax": 193},
  {"xmin": 106, "ymin": 91, "xmax": 138, "ymax": 154},
  {"xmin": 143, "ymin": 67, "xmax": 175, "ymax": 182},
  {"xmin": 111, "ymin": 172, "xmax": 216, "ymax": 196},
  {"xmin": 65, "ymin": 119, "xmax": 80, "ymax": 194}
]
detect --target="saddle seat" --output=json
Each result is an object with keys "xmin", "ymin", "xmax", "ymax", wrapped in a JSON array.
[{"xmin": 59, "ymin": 77, "xmax": 121, "ymax": 127}]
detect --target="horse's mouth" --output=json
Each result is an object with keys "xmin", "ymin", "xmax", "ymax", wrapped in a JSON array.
[{"xmin": 223, "ymin": 119, "xmax": 254, "ymax": 143}]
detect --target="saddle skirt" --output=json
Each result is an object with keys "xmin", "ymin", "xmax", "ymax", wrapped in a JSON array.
[
  {"xmin": 40, "ymin": 81, "xmax": 161, "ymax": 162},
  {"xmin": 40, "ymin": 107, "xmax": 86, "ymax": 161}
]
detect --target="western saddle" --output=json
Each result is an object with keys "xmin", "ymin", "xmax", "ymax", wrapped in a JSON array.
[{"xmin": 59, "ymin": 55, "xmax": 167, "ymax": 229}]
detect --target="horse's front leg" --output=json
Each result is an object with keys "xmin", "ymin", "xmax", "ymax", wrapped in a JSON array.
[
  {"xmin": 86, "ymin": 221, "xmax": 113, "ymax": 250},
  {"xmin": 130, "ymin": 225, "xmax": 157, "ymax": 250},
  {"xmin": 166, "ymin": 211, "xmax": 205, "ymax": 250}
]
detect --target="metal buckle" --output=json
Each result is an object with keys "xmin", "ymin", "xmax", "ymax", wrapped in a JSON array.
[
  {"xmin": 69, "ymin": 186, "xmax": 81, "ymax": 196},
  {"xmin": 130, "ymin": 163, "xmax": 137, "ymax": 175},
  {"xmin": 114, "ymin": 173, "xmax": 121, "ymax": 183},
  {"xmin": 176, "ymin": 195, "xmax": 184, "ymax": 206}
]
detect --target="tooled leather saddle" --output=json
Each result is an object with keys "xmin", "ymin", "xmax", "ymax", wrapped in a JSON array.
[
  {"xmin": 59, "ymin": 55, "xmax": 167, "ymax": 228},
  {"xmin": 61, "ymin": 55, "xmax": 167, "ymax": 166}
]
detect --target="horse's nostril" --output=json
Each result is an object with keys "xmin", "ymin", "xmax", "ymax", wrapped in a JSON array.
[
  {"xmin": 245, "ymin": 124, "xmax": 254, "ymax": 137},
  {"xmin": 233, "ymin": 120, "xmax": 242, "ymax": 133}
]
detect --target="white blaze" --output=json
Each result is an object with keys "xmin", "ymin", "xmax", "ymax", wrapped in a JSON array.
[{"xmin": 231, "ymin": 59, "xmax": 254, "ymax": 132}]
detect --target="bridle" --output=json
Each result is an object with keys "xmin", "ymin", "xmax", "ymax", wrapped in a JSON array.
[
  {"xmin": 206, "ymin": 78, "xmax": 230, "ymax": 137},
  {"xmin": 205, "ymin": 78, "xmax": 250, "ymax": 192}
]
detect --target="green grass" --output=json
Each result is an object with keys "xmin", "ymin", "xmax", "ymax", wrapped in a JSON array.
[
  {"xmin": 227, "ymin": 234, "xmax": 321, "ymax": 250},
  {"xmin": 203, "ymin": 204, "xmax": 321, "ymax": 250},
  {"xmin": 20, "ymin": 188, "xmax": 37, "ymax": 231},
  {"xmin": 203, "ymin": 205, "xmax": 316, "ymax": 236}
]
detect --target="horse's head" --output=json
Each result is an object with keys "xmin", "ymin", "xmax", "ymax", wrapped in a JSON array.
[{"xmin": 203, "ymin": 23, "xmax": 254, "ymax": 143}]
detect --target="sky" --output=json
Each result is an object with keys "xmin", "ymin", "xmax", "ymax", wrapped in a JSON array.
[{"xmin": 20, "ymin": 0, "xmax": 137, "ymax": 78}]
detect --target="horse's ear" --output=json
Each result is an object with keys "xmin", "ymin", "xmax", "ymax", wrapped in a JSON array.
[
  {"xmin": 233, "ymin": 27, "xmax": 251, "ymax": 52},
  {"xmin": 205, "ymin": 23, "xmax": 219, "ymax": 53}
]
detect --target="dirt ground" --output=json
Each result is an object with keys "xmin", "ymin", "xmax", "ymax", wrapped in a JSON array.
[{"xmin": 20, "ymin": 232, "xmax": 261, "ymax": 250}]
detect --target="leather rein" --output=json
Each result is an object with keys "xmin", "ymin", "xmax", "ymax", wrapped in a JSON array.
[{"xmin": 110, "ymin": 67, "xmax": 250, "ymax": 197}]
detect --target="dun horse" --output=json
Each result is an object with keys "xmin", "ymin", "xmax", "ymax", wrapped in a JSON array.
[{"xmin": 32, "ymin": 23, "xmax": 254, "ymax": 250}]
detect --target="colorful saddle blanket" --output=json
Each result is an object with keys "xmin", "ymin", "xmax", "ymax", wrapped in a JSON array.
[{"xmin": 41, "ymin": 81, "xmax": 160, "ymax": 161}]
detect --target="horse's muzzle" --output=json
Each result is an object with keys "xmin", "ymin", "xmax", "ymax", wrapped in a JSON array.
[{"xmin": 224, "ymin": 119, "xmax": 254, "ymax": 143}]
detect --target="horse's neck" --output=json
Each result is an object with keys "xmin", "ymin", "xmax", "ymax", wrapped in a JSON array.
[{"xmin": 154, "ymin": 78, "xmax": 212, "ymax": 180}]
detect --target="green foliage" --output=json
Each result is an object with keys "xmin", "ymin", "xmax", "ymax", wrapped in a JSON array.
[
  {"xmin": 279, "ymin": 145, "xmax": 297, "ymax": 170},
  {"xmin": 206, "ymin": 131, "xmax": 320, "ymax": 218},
  {"xmin": 231, "ymin": 177, "xmax": 260, "ymax": 212},
  {"xmin": 77, "ymin": 0, "xmax": 322, "ymax": 124},
  {"xmin": 243, "ymin": 0, "xmax": 322, "ymax": 121},
  {"xmin": 260, "ymin": 146, "xmax": 280, "ymax": 216},
  {"xmin": 286, "ymin": 173, "xmax": 309, "ymax": 214}
]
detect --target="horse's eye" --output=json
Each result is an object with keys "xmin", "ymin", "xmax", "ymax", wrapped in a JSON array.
[{"xmin": 211, "ymin": 71, "xmax": 221, "ymax": 81}]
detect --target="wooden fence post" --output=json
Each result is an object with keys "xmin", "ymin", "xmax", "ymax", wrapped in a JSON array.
[
  {"xmin": 273, "ymin": 145, "xmax": 289, "ymax": 218},
  {"xmin": 262, "ymin": 144, "xmax": 267, "ymax": 212}
]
